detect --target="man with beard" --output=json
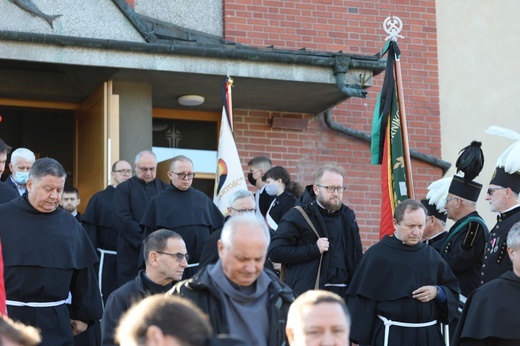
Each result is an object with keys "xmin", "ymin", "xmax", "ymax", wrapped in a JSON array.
[
  {"xmin": 269, "ymin": 164, "xmax": 363, "ymax": 298},
  {"xmin": 60, "ymin": 186, "xmax": 82, "ymax": 222}
]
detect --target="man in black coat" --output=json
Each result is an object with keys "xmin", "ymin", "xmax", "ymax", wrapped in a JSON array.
[
  {"xmin": 170, "ymin": 214, "xmax": 294, "ymax": 346},
  {"xmin": 82, "ymin": 160, "xmax": 132, "ymax": 304},
  {"xmin": 269, "ymin": 164, "xmax": 363, "ymax": 298},
  {"xmin": 347, "ymin": 199, "xmax": 459, "ymax": 346},
  {"xmin": 140, "ymin": 155, "xmax": 223, "ymax": 278},
  {"xmin": 481, "ymin": 161, "xmax": 520, "ymax": 285},
  {"xmin": 101, "ymin": 229, "xmax": 188, "ymax": 346},
  {"xmin": 114, "ymin": 150, "xmax": 168, "ymax": 286},
  {"xmin": 452, "ymin": 222, "xmax": 520, "ymax": 345},
  {"xmin": 0, "ymin": 158, "xmax": 102, "ymax": 346},
  {"xmin": 0, "ymin": 138, "xmax": 18, "ymax": 204}
]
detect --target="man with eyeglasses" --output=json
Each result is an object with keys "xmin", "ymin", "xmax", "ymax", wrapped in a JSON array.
[
  {"xmin": 82, "ymin": 160, "xmax": 132, "ymax": 305},
  {"xmin": 114, "ymin": 151, "xmax": 168, "ymax": 286},
  {"xmin": 101, "ymin": 229, "xmax": 188, "ymax": 346},
  {"xmin": 480, "ymin": 138, "xmax": 520, "ymax": 285},
  {"xmin": 198, "ymin": 190, "xmax": 257, "ymax": 269},
  {"xmin": 141, "ymin": 155, "xmax": 224, "ymax": 279},
  {"xmin": 269, "ymin": 164, "xmax": 363, "ymax": 298}
]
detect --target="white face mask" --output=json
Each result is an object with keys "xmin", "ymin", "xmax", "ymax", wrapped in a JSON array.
[
  {"xmin": 265, "ymin": 183, "xmax": 278, "ymax": 196},
  {"xmin": 13, "ymin": 171, "xmax": 29, "ymax": 185}
]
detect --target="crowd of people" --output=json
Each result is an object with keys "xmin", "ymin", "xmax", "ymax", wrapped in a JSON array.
[{"xmin": 0, "ymin": 135, "xmax": 519, "ymax": 346}]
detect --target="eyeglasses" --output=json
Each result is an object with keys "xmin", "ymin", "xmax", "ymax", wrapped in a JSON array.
[
  {"xmin": 156, "ymin": 251, "xmax": 189, "ymax": 263},
  {"xmin": 171, "ymin": 172, "xmax": 195, "ymax": 180},
  {"xmin": 230, "ymin": 207, "xmax": 257, "ymax": 213},
  {"xmin": 137, "ymin": 166, "xmax": 156, "ymax": 173},
  {"xmin": 317, "ymin": 185, "xmax": 345, "ymax": 193},
  {"xmin": 249, "ymin": 169, "xmax": 261, "ymax": 175},
  {"xmin": 444, "ymin": 197, "xmax": 458, "ymax": 204},
  {"xmin": 487, "ymin": 187, "xmax": 506, "ymax": 196},
  {"xmin": 113, "ymin": 169, "xmax": 132, "ymax": 175}
]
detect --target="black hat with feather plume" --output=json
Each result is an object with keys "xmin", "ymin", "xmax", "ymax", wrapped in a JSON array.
[{"xmin": 448, "ymin": 141, "xmax": 484, "ymax": 202}]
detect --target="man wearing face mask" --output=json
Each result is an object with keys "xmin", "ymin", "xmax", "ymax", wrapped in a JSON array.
[
  {"xmin": 5, "ymin": 148, "xmax": 35, "ymax": 196},
  {"xmin": 269, "ymin": 164, "xmax": 363, "ymax": 298},
  {"xmin": 247, "ymin": 156, "xmax": 275, "ymax": 219}
]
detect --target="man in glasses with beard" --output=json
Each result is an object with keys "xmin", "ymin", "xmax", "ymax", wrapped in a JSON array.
[{"xmin": 269, "ymin": 164, "xmax": 363, "ymax": 298}]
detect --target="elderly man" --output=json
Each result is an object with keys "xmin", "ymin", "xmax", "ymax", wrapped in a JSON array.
[
  {"xmin": 198, "ymin": 189, "xmax": 256, "ymax": 268},
  {"xmin": 171, "ymin": 214, "xmax": 294, "ymax": 346},
  {"xmin": 5, "ymin": 148, "xmax": 35, "ymax": 196},
  {"xmin": 0, "ymin": 158, "xmax": 102, "ymax": 346},
  {"xmin": 286, "ymin": 290, "xmax": 350, "ymax": 346},
  {"xmin": 269, "ymin": 164, "xmax": 363, "ymax": 298},
  {"xmin": 480, "ymin": 145, "xmax": 520, "ymax": 284},
  {"xmin": 442, "ymin": 175, "xmax": 489, "ymax": 298},
  {"xmin": 101, "ymin": 229, "xmax": 188, "ymax": 346},
  {"xmin": 114, "ymin": 151, "xmax": 168, "ymax": 285},
  {"xmin": 347, "ymin": 199, "xmax": 459, "ymax": 346},
  {"xmin": 140, "ymin": 155, "xmax": 223, "ymax": 277},
  {"xmin": 452, "ymin": 222, "xmax": 520, "ymax": 345},
  {"xmin": 82, "ymin": 160, "xmax": 132, "ymax": 304},
  {"xmin": 0, "ymin": 138, "xmax": 18, "ymax": 204}
]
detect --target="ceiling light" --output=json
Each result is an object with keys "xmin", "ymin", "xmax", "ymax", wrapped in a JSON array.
[{"xmin": 177, "ymin": 95, "xmax": 205, "ymax": 106}]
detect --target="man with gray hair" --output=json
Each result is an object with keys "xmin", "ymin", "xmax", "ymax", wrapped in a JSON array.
[
  {"xmin": 170, "ymin": 214, "xmax": 294, "ymax": 346},
  {"xmin": 114, "ymin": 150, "xmax": 168, "ymax": 286},
  {"xmin": 286, "ymin": 290, "xmax": 350, "ymax": 346},
  {"xmin": 452, "ymin": 222, "xmax": 520, "ymax": 345},
  {"xmin": 269, "ymin": 164, "xmax": 363, "ymax": 298},
  {"xmin": 5, "ymin": 147, "xmax": 35, "ymax": 196},
  {"xmin": 198, "ymin": 189, "xmax": 256, "ymax": 268},
  {"xmin": 0, "ymin": 158, "xmax": 102, "ymax": 346}
]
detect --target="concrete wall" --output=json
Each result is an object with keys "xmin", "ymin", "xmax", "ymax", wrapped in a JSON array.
[
  {"xmin": 134, "ymin": 0, "xmax": 223, "ymax": 36},
  {"xmin": 113, "ymin": 81, "xmax": 153, "ymax": 163},
  {"xmin": 437, "ymin": 0, "xmax": 520, "ymax": 227}
]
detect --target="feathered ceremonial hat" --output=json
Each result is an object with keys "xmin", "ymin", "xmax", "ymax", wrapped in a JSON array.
[
  {"xmin": 448, "ymin": 141, "xmax": 484, "ymax": 202},
  {"xmin": 424, "ymin": 177, "xmax": 451, "ymax": 222},
  {"xmin": 485, "ymin": 126, "xmax": 520, "ymax": 194}
]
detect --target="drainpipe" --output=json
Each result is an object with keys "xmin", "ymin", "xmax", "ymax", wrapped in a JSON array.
[{"xmin": 322, "ymin": 109, "xmax": 451, "ymax": 174}]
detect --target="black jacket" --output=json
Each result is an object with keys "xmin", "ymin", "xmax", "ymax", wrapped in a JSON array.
[
  {"xmin": 170, "ymin": 264, "xmax": 294, "ymax": 346},
  {"xmin": 268, "ymin": 185, "xmax": 363, "ymax": 296}
]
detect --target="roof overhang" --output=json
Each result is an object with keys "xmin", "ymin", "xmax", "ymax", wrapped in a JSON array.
[{"xmin": 0, "ymin": 30, "xmax": 385, "ymax": 114}]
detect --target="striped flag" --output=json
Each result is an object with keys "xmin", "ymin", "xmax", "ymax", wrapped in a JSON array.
[
  {"xmin": 213, "ymin": 76, "xmax": 247, "ymax": 215},
  {"xmin": 371, "ymin": 41, "xmax": 411, "ymax": 238}
]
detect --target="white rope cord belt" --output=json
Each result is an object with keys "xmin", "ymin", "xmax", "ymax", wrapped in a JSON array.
[
  {"xmin": 378, "ymin": 315, "xmax": 437, "ymax": 346},
  {"xmin": 97, "ymin": 248, "xmax": 117, "ymax": 306},
  {"xmin": 7, "ymin": 299, "xmax": 68, "ymax": 308}
]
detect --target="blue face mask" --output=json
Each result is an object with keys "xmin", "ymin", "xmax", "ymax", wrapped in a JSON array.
[
  {"xmin": 265, "ymin": 183, "xmax": 279, "ymax": 196},
  {"xmin": 13, "ymin": 171, "xmax": 29, "ymax": 185}
]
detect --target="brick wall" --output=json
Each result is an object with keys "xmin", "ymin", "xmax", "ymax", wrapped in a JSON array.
[{"xmin": 224, "ymin": 0, "xmax": 441, "ymax": 248}]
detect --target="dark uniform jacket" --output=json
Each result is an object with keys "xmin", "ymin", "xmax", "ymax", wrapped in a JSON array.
[
  {"xmin": 170, "ymin": 264, "xmax": 294, "ymax": 346},
  {"xmin": 266, "ymin": 190, "xmax": 296, "ymax": 227},
  {"xmin": 452, "ymin": 270, "xmax": 520, "ymax": 346},
  {"xmin": 101, "ymin": 270, "xmax": 173, "ymax": 346},
  {"xmin": 347, "ymin": 235, "xmax": 460, "ymax": 346},
  {"xmin": 268, "ymin": 185, "xmax": 363, "ymax": 296},
  {"xmin": 440, "ymin": 211, "xmax": 489, "ymax": 297},
  {"xmin": 480, "ymin": 206, "xmax": 520, "ymax": 285}
]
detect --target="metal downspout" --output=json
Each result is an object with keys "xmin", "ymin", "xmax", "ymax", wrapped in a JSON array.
[{"xmin": 322, "ymin": 109, "xmax": 451, "ymax": 173}]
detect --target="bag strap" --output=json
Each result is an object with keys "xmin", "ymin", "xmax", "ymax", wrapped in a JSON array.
[{"xmin": 294, "ymin": 206, "xmax": 323, "ymax": 289}]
